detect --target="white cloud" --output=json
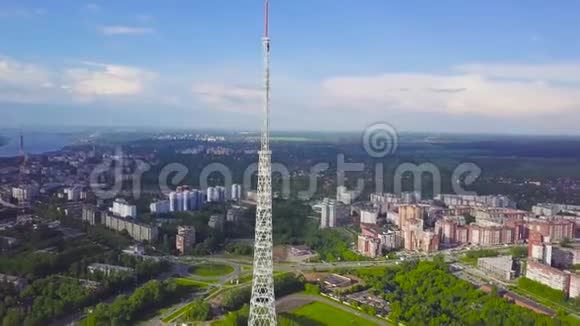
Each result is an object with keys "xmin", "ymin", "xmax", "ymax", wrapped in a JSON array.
[
  {"xmin": 64, "ymin": 62, "xmax": 156, "ymax": 98},
  {"xmin": 84, "ymin": 3, "xmax": 100, "ymax": 12},
  {"xmin": 0, "ymin": 56, "xmax": 159, "ymax": 105},
  {"xmin": 455, "ymin": 63, "xmax": 580, "ymax": 82},
  {"xmin": 135, "ymin": 13, "xmax": 154, "ymax": 22},
  {"xmin": 192, "ymin": 83, "xmax": 262, "ymax": 113},
  {"xmin": 321, "ymin": 64, "xmax": 580, "ymax": 117},
  {"xmin": 98, "ymin": 25, "xmax": 154, "ymax": 36},
  {"xmin": 0, "ymin": 7, "xmax": 45, "ymax": 18},
  {"xmin": 190, "ymin": 63, "xmax": 580, "ymax": 118},
  {"xmin": 0, "ymin": 55, "xmax": 163, "ymax": 108},
  {"xmin": 0, "ymin": 57, "xmax": 50, "ymax": 87},
  {"xmin": 0, "ymin": 57, "xmax": 60, "ymax": 104},
  {"xmin": 2, "ymin": 55, "xmax": 579, "ymax": 127}
]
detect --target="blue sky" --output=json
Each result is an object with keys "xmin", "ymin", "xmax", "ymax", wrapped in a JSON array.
[{"xmin": 1, "ymin": 0, "xmax": 579, "ymax": 134}]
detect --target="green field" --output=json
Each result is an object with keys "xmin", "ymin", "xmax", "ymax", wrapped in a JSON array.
[
  {"xmin": 174, "ymin": 278, "xmax": 211, "ymax": 288},
  {"xmin": 459, "ymin": 256, "xmax": 478, "ymax": 266},
  {"xmin": 234, "ymin": 274, "xmax": 253, "ymax": 284},
  {"xmin": 189, "ymin": 263, "xmax": 234, "ymax": 277},
  {"xmin": 511, "ymin": 278, "xmax": 580, "ymax": 316},
  {"xmin": 161, "ymin": 301, "xmax": 198, "ymax": 323},
  {"xmin": 291, "ymin": 302, "xmax": 377, "ymax": 326},
  {"xmin": 159, "ymin": 278, "xmax": 213, "ymax": 324}
]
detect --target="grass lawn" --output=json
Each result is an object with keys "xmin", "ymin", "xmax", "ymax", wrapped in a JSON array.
[
  {"xmin": 234, "ymin": 274, "xmax": 253, "ymax": 284},
  {"xmin": 460, "ymin": 256, "xmax": 478, "ymax": 266},
  {"xmin": 509, "ymin": 285, "xmax": 580, "ymax": 316},
  {"xmin": 188, "ymin": 263, "xmax": 234, "ymax": 277},
  {"xmin": 232, "ymin": 270, "xmax": 286, "ymax": 284},
  {"xmin": 174, "ymin": 278, "xmax": 211, "ymax": 288},
  {"xmin": 161, "ymin": 301, "xmax": 198, "ymax": 323},
  {"xmin": 291, "ymin": 302, "xmax": 376, "ymax": 326}
]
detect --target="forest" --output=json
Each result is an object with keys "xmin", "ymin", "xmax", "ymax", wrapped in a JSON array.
[
  {"xmin": 353, "ymin": 258, "xmax": 577, "ymax": 326},
  {"xmin": 85, "ymin": 279, "xmax": 191, "ymax": 326},
  {"xmin": 0, "ymin": 248, "xmax": 169, "ymax": 326},
  {"xmin": 122, "ymin": 133, "xmax": 580, "ymax": 209},
  {"xmin": 0, "ymin": 276, "xmax": 96, "ymax": 326}
]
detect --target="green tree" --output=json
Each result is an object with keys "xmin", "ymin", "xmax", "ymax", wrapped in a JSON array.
[
  {"xmin": 560, "ymin": 238, "xmax": 572, "ymax": 248},
  {"xmin": 304, "ymin": 283, "xmax": 320, "ymax": 295},
  {"xmin": 352, "ymin": 261, "xmax": 573, "ymax": 325},
  {"xmin": 185, "ymin": 300, "xmax": 211, "ymax": 321},
  {"xmin": 2, "ymin": 308, "xmax": 24, "ymax": 326},
  {"xmin": 509, "ymin": 246, "xmax": 528, "ymax": 258}
]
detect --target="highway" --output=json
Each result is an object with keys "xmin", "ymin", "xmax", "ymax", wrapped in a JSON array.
[
  {"xmin": 168, "ymin": 247, "xmax": 510, "ymax": 281},
  {"xmin": 62, "ymin": 244, "xmax": 536, "ymax": 325}
]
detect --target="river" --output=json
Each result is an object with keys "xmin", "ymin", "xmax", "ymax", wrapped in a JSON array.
[{"xmin": 0, "ymin": 130, "xmax": 78, "ymax": 157}]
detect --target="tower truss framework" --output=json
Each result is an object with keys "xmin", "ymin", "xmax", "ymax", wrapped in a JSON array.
[{"xmin": 249, "ymin": 1, "xmax": 276, "ymax": 325}]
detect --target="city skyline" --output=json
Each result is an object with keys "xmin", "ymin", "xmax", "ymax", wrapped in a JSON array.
[
  {"xmin": 1, "ymin": 2, "xmax": 579, "ymax": 321},
  {"xmin": 1, "ymin": 1, "xmax": 580, "ymax": 134}
]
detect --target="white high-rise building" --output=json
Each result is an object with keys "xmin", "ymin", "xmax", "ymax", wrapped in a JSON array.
[
  {"xmin": 337, "ymin": 185, "xmax": 356, "ymax": 205},
  {"xmin": 320, "ymin": 209, "xmax": 328, "ymax": 229},
  {"xmin": 206, "ymin": 187, "xmax": 216, "ymax": 202},
  {"xmin": 150, "ymin": 200, "xmax": 170, "ymax": 214},
  {"xmin": 328, "ymin": 202, "xmax": 336, "ymax": 228},
  {"xmin": 190, "ymin": 190, "xmax": 198, "ymax": 210},
  {"xmin": 169, "ymin": 189, "xmax": 206, "ymax": 212},
  {"xmin": 207, "ymin": 186, "xmax": 226, "ymax": 202},
  {"xmin": 401, "ymin": 191, "xmax": 421, "ymax": 204},
  {"xmin": 188, "ymin": 189, "xmax": 201, "ymax": 210},
  {"xmin": 360, "ymin": 208, "xmax": 379, "ymax": 224},
  {"xmin": 177, "ymin": 192, "xmax": 184, "ymax": 211},
  {"xmin": 64, "ymin": 186, "xmax": 81, "ymax": 201},
  {"xmin": 112, "ymin": 199, "xmax": 137, "ymax": 218},
  {"xmin": 320, "ymin": 198, "xmax": 337, "ymax": 229},
  {"xmin": 11, "ymin": 185, "xmax": 38, "ymax": 203},
  {"xmin": 182, "ymin": 190, "xmax": 191, "ymax": 211},
  {"xmin": 231, "ymin": 184, "xmax": 243, "ymax": 201},
  {"xmin": 216, "ymin": 186, "xmax": 226, "ymax": 201},
  {"xmin": 169, "ymin": 191, "xmax": 180, "ymax": 212}
]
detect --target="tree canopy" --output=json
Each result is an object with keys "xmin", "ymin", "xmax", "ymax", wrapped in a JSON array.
[{"xmin": 354, "ymin": 259, "xmax": 575, "ymax": 326}]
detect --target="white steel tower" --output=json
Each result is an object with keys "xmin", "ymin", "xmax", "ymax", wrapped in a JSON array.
[{"xmin": 249, "ymin": 0, "xmax": 276, "ymax": 325}]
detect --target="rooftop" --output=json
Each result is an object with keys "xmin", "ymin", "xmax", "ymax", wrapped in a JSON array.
[{"xmin": 478, "ymin": 255, "xmax": 514, "ymax": 270}]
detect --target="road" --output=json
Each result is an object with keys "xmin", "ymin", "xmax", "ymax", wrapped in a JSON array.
[
  {"xmin": 455, "ymin": 264, "xmax": 580, "ymax": 319},
  {"xmin": 276, "ymin": 293, "xmax": 392, "ymax": 325},
  {"xmin": 0, "ymin": 198, "xmax": 17, "ymax": 208},
  {"xmin": 53, "ymin": 244, "xmax": 529, "ymax": 326},
  {"xmin": 169, "ymin": 243, "xmax": 527, "ymax": 275},
  {"xmin": 141, "ymin": 258, "xmax": 245, "ymax": 325},
  {"xmin": 169, "ymin": 256, "xmax": 243, "ymax": 284}
]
